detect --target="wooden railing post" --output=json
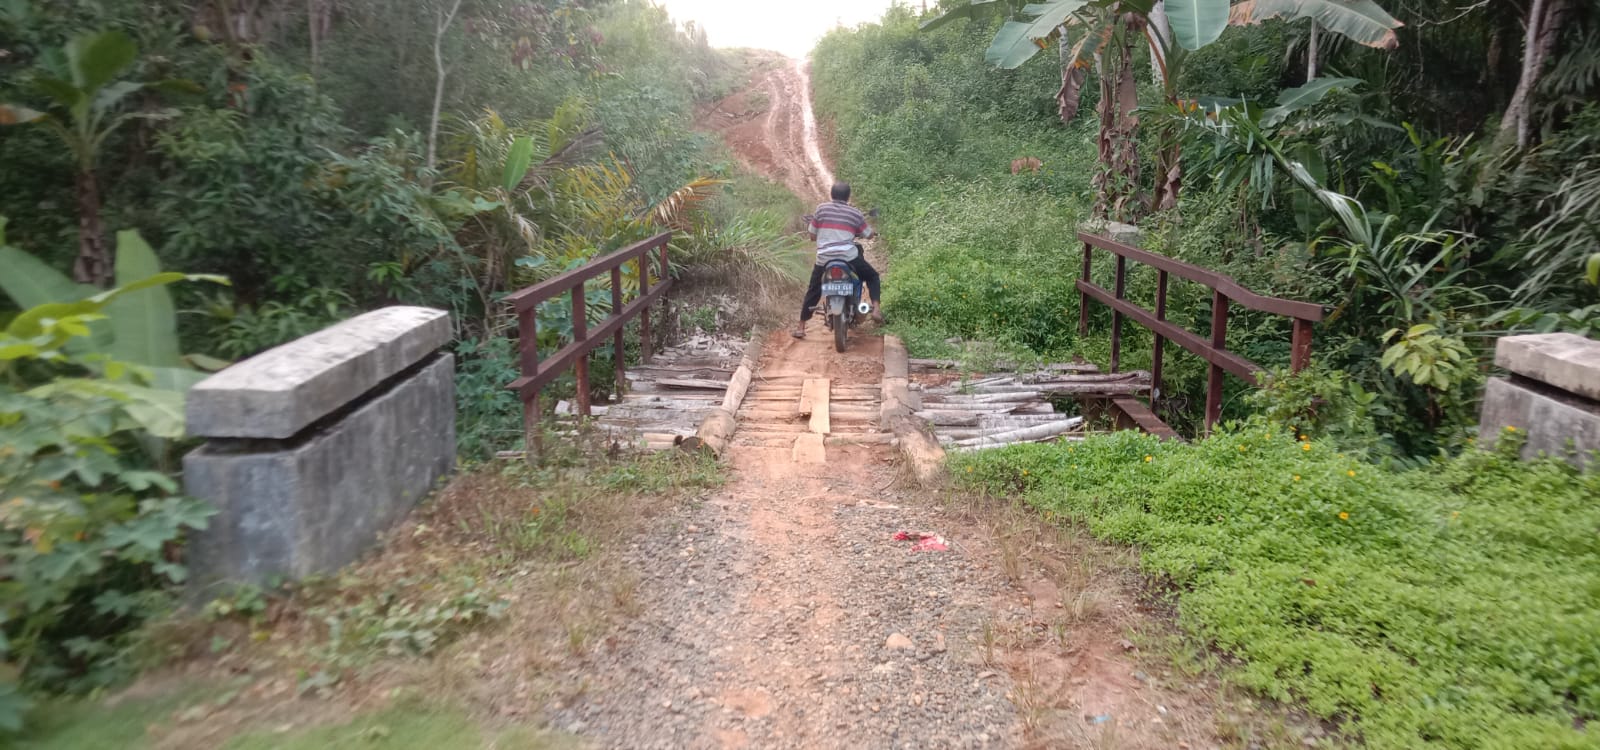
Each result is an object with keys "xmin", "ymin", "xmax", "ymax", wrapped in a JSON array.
[
  {"xmin": 571, "ymin": 283, "xmax": 591, "ymax": 417},
  {"xmin": 1152, "ymin": 269, "xmax": 1168, "ymax": 401},
  {"xmin": 611, "ymin": 266, "xmax": 626, "ymax": 396},
  {"xmin": 1110, "ymin": 253, "xmax": 1127, "ymax": 373},
  {"xmin": 517, "ymin": 305, "xmax": 542, "ymax": 463},
  {"xmin": 638, "ymin": 255, "xmax": 652, "ymax": 362},
  {"xmin": 1290, "ymin": 318, "xmax": 1313, "ymax": 373},
  {"xmin": 1205, "ymin": 290, "xmax": 1229, "ymax": 433},
  {"xmin": 1078, "ymin": 242, "xmax": 1093, "ymax": 337},
  {"xmin": 657, "ymin": 241, "xmax": 671, "ymax": 342}
]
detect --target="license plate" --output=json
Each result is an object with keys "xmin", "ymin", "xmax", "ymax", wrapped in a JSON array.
[{"xmin": 822, "ymin": 282, "xmax": 854, "ymax": 295}]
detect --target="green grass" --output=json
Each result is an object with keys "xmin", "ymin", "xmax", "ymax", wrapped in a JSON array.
[
  {"xmin": 15, "ymin": 689, "xmax": 199, "ymax": 750},
  {"xmin": 224, "ymin": 700, "xmax": 574, "ymax": 750},
  {"xmin": 958, "ymin": 425, "xmax": 1600, "ymax": 749}
]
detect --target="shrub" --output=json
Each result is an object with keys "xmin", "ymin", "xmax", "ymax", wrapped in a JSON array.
[
  {"xmin": 0, "ymin": 276, "xmax": 215, "ymax": 732},
  {"xmin": 958, "ymin": 426, "xmax": 1600, "ymax": 748}
]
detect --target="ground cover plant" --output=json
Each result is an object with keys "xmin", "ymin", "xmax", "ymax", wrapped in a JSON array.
[{"xmin": 958, "ymin": 426, "xmax": 1600, "ymax": 748}]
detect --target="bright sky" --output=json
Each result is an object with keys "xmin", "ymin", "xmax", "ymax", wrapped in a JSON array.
[{"xmin": 653, "ymin": 0, "xmax": 907, "ymax": 58}]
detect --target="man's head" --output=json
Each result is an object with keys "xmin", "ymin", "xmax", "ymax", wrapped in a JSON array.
[{"xmin": 830, "ymin": 182, "xmax": 852, "ymax": 203}]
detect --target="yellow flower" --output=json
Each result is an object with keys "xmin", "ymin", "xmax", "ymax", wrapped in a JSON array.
[
  {"xmin": 1339, "ymin": 511, "xmax": 1350, "ymax": 520},
  {"xmin": 1347, "ymin": 470, "xmax": 1356, "ymax": 477},
  {"xmin": 966, "ymin": 466, "xmax": 973, "ymax": 473},
  {"xmin": 1022, "ymin": 469, "xmax": 1029, "ymax": 476},
  {"xmin": 1299, "ymin": 434, "xmax": 1308, "ymax": 441},
  {"xmin": 1238, "ymin": 445, "xmax": 1247, "ymax": 452},
  {"xmin": 1506, "ymin": 425, "xmax": 1517, "ymax": 432},
  {"xmin": 1301, "ymin": 443, "xmax": 1311, "ymax": 451},
  {"xmin": 1451, "ymin": 511, "xmax": 1460, "ymax": 519},
  {"xmin": 1292, "ymin": 475, "xmax": 1301, "ymax": 482},
  {"xmin": 1144, "ymin": 455, "xmax": 1153, "ymax": 462}
]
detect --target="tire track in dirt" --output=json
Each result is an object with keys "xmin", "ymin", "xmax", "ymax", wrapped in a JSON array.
[{"xmin": 700, "ymin": 54, "xmax": 835, "ymax": 202}]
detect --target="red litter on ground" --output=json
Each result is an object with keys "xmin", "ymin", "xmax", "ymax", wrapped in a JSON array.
[{"xmin": 893, "ymin": 531, "xmax": 948, "ymax": 552}]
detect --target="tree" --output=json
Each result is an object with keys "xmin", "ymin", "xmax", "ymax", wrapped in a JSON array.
[
  {"xmin": 427, "ymin": 0, "xmax": 467, "ymax": 175},
  {"xmin": 0, "ymin": 32, "xmax": 191, "ymax": 287},
  {"xmin": 1493, "ymin": 0, "xmax": 1574, "ymax": 150},
  {"xmin": 920, "ymin": 0, "xmax": 1400, "ymax": 217}
]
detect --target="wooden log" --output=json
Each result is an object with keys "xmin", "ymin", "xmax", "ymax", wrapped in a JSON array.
[
  {"xmin": 923, "ymin": 392, "xmax": 1043, "ymax": 404},
  {"xmin": 936, "ymin": 381, "xmax": 1147, "ymax": 395},
  {"xmin": 978, "ymin": 414, "xmax": 1078, "ymax": 427},
  {"xmin": 883, "ymin": 336, "xmax": 946, "ymax": 486},
  {"xmin": 951, "ymin": 436, "xmax": 1086, "ymax": 452},
  {"xmin": 948, "ymin": 418, "xmax": 1085, "ymax": 448},
  {"xmin": 721, "ymin": 365, "xmax": 753, "ymax": 411},
  {"xmin": 908, "ymin": 358, "xmax": 1101, "ymax": 373},
  {"xmin": 1017, "ymin": 402, "xmax": 1058, "ymax": 415},
  {"xmin": 681, "ymin": 330, "xmax": 764, "ymax": 457},
  {"xmin": 680, "ymin": 407, "xmax": 736, "ymax": 456}
]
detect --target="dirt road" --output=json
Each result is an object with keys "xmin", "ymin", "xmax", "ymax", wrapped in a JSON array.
[
  {"xmin": 701, "ymin": 55, "xmax": 835, "ymax": 202},
  {"xmin": 546, "ymin": 55, "xmax": 1229, "ymax": 750}
]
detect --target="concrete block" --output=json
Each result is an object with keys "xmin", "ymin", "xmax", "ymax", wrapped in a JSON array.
[
  {"xmin": 1493, "ymin": 333, "xmax": 1600, "ymax": 402},
  {"xmin": 1479, "ymin": 377, "xmax": 1600, "ymax": 470},
  {"xmin": 185, "ymin": 355, "xmax": 456, "ymax": 589},
  {"xmin": 187, "ymin": 306, "xmax": 451, "ymax": 439}
]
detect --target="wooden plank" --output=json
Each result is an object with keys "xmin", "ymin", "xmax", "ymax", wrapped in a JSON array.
[
  {"xmin": 657, "ymin": 377, "xmax": 732, "ymax": 390},
  {"xmin": 1112, "ymin": 396, "xmax": 1182, "ymax": 441},
  {"xmin": 792, "ymin": 433, "xmax": 826, "ymax": 463},
  {"xmin": 799, "ymin": 378, "xmax": 828, "ymax": 416},
  {"xmin": 809, "ymin": 379, "xmax": 831, "ymax": 434}
]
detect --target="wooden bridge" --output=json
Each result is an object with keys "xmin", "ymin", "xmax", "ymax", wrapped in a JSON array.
[{"xmin": 504, "ymin": 231, "xmax": 1328, "ymax": 459}]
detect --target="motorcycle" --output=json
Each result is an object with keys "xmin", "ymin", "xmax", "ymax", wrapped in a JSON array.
[
  {"xmin": 819, "ymin": 258, "xmax": 870, "ymax": 353},
  {"xmin": 805, "ymin": 208, "xmax": 879, "ymax": 353}
]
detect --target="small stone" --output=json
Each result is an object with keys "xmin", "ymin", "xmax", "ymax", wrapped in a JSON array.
[
  {"xmin": 885, "ymin": 633, "xmax": 915, "ymax": 650},
  {"xmin": 1117, "ymin": 638, "xmax": 1136, "ymax": 651},
  {"xmin": 1156, "ymin": 705, "xmax": 1168, "ymax": 716},
  {"xmin": 1133, "ymin": 670, "xmax": 1149, "ymax": 682}
]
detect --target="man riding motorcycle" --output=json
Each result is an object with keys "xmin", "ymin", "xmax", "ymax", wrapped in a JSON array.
[{"xmin": 794, "ymin": 181, "xmax": 883, "ymax": 339}]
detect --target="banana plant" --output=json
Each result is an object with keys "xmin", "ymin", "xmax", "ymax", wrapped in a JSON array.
[
  {"xmin": 0, "ymin": 218, "xmax": 229, "ymax": 397},
  {"xmin": 920, "ymin": 0, "xmax": 1400, "ymax": 215},
  {"xmin": 0, "ymin": 31, "xmax": 197, "ymax": 288}
]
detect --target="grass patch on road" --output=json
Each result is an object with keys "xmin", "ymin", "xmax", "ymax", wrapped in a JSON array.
[{"xmin": 957, "ymin": 426, "xmax": 1600, "ymax": 749}]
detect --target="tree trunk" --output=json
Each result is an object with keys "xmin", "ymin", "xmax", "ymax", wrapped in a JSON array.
[
  {"xmin": 308, "ymin": 0, "xmax": 320, "ymax": 70},
  {"xmin": 1307, "ymin": 20, "xmax": 1320, "ymax": 80},
  {"xmin": 1495, "ymin": 0, "xmax": 1570, "ymax": 150},
  {"xmin": 425, "ymin": 0, "xmax": 464, "ymax": 176},
  {"xmin": 73, "ymin": 169, "xmax": 112, "ymax": 287}
]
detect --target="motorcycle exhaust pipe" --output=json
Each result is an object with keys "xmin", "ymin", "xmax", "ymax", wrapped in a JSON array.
[{"xmin": 857, "ymin": 301, "xmax": 873, "ymax": 316}]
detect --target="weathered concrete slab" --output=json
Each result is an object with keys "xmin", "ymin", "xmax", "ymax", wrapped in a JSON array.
[
  {"xmin": 187, "ymin": 306, "xmax": 451, "ymax": 439},
  {"xmin": 1479, "ymin": 377, "xmax": 1600, "ymax": 470},
  {"xmin": 1494, "ymin": 333, "xmax": 1600, "ymax": 402},
  {"xmin": 185, "ymin": 355, "xmax": 456, "ymax": 588}
]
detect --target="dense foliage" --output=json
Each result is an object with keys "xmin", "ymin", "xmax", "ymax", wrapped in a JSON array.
[
  {"xmin": 1, "ymin": 0, "xmax": 798, "ymax": 730},
  {"xmin": 814, "ymin": 1, "xmax": 1600, "ymax": 453},
  {"xmin": 820, "ymin": 3, "xmax": 1600, "ymax": 745},
  {"xmin": 960, "ymin": 427, "xmax": 1600, "ymax": 748}
]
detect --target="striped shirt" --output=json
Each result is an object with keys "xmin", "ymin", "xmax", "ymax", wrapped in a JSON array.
[{"xmin": 809, "ymin": 200, "xmax": 874, "ymax": 264}]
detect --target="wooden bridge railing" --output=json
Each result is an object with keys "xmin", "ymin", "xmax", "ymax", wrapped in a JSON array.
[
  {"xmin": 505, "ymin": 231, "xmax": 673, "ymax": 456},
  {"xmin": 1075, "ymin": 231, "xmax": 1328, "ymax": 432}
]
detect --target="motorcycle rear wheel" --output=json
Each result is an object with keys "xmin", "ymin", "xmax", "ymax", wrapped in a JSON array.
[{"xmin": 832, "ymin": 314, "xmax": 848, "ymax": 352}]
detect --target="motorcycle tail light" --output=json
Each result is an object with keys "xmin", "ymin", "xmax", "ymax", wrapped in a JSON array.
[{"xmin": 828, "ymin": 267, "xmax": 844, "ymax": 280}]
